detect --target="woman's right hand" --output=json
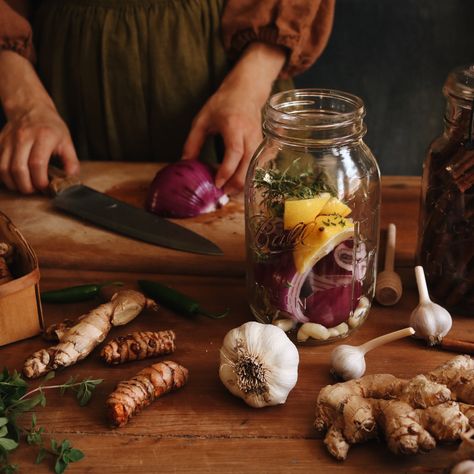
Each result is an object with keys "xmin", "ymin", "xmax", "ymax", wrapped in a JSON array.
[
  {"xmin": 0, "ymin": 50, "xmax": 79, "ymax": 194},
  {"xmin": 0, "ymin": 104, "xmax": 79, "ymax": 194}
]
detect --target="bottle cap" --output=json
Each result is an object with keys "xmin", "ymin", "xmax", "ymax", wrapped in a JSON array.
[{"xmin": 443, "ymin": 64, "xmax": 474, "ymax": 102}]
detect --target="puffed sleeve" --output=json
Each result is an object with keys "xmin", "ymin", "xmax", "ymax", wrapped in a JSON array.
[
  {"xmin": 0, "ymin": 0, "xmax": 34, "ymax": 61},
  {"xmin": 222, "ymin": 0, "xmax": 335, "ymax": 78}
]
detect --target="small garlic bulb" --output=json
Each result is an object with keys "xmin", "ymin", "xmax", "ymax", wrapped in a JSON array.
[
  {"xmin": 219, "ymin": 321, "xmax": 299, "ymax": 408},
  {"xmin": 330, "ymin": 327, "xmax": 415, "ymax": 381},
  {"xmin": 331, "ymin": 345, "xmax": 366, "ymax": 380},
  {"xmin": 410, "ymin": 266, "xmax": 452, "ymax": 345}
]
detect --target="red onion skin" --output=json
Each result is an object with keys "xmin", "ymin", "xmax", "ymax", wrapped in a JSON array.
[
  {"xmin": 304, "ymin": 282, "xmax": 362, "ymax": 327},
  {"xmin": 146, "ymin": 160, "xmax": 227, "ymax": 218},
  {"xmin": 253, "ymin": 239, "xmax": 366, "ymax": 326}
]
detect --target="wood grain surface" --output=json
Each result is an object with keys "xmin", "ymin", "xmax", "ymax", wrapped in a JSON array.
[
  {"xmin": 2, "ymin": 268, "xmax": 472, "ymax": 473},
  {"xmin": 0, "ymin": 163, "xmax": 420, "ymax": 276},
  {"xmin": 3, "ymin": 169, "xmax": 459, "ymax": 474}
]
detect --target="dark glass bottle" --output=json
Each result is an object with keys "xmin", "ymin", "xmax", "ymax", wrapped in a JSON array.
[{"xmin": 417, "ymin": 65, "xmax": 474, "ymax": 314}]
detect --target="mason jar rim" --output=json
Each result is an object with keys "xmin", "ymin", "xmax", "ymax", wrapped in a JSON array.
[
  {"xmin": 263, "ymin": 88, "xmax": 366, "ymax": 146},
  {"xmin": 265, "ymin": 88, "xmax": 365, "ymax": 129}
]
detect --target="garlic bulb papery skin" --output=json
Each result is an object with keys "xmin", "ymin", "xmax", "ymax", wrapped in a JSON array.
[
  {"xmin": 219, "ymin": 321, "xmax": 299, "ymax": 408},
  {"xmin": 330, "ymin": 345, "xmax": 366, "ymax": 380},
  {"xmin": 410, "ymin": 266, "xmax": 452, "ymax": 346},
  {"xmin": 330, "ymin": 327, "xmax": 415, "ymax": 381}
]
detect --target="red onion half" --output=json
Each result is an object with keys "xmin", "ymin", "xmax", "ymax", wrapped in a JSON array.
[
  {"xmin": 146, "ymin": 160, "xmax": 229, "ymax": 218},
  {"xmin": 254, "ymin": 239, "xmax": 366, "ymax": 327}
]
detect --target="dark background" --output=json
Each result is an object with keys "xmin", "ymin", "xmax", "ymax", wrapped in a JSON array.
[
  {"xmin": 1, "ymin": 1, "xmax": 472, "ymax": 176},
  {"xmin": 295, "ymin": 0, "xmax": 474, "ymax": 176}
]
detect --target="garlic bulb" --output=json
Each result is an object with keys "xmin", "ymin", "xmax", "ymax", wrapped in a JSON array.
[
  {"xmin": 330, "ymin": 327, "xmax": 415, "ymax": 380},
  {"xmin": 410, "ymin": 266, "xmax": 452, "ymax": 345},
  {"xmin": 219, "ymin": 321, "xmax": 299, "ymax": 408}
]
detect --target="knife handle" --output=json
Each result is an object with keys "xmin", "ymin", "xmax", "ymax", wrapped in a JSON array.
[{"xmin": 48, "ymin": 165, "xmax": 82, "ymax": 196}]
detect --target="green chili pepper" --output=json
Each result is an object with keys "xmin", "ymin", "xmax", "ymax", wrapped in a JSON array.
[
  {"xmin": 41, "ymin": 281, "xmax": 124, "ymax": 303},
  {"xmin": 137, "ymin": 280, "xmax": 229, "ymax": 319}
]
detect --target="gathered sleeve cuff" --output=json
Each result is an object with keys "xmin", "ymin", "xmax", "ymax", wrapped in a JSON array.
[
  {"xmin": 0, "ymin": 0, "xmax": 35, "ymax": 62},
  {"xmin": 222, "ymin": 0, "xmax": 335, "ymax": 78}
]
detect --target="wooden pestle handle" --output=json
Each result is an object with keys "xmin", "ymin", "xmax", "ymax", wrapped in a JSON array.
[
  {"xmin": 375, "ymin": 223, "xmax": 403, "ymax": 306},
  {"xmin": 47, "ymin": 165, "xmax": 82, "ymax": 196},
  {"xmin": 384, "ymin": 223, "xmax": 396, "ymax": 272}
]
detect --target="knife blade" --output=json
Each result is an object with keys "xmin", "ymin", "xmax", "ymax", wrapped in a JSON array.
[{"xmin": 49, "ymin": 169, "xmax": 223, "ymax": 256}]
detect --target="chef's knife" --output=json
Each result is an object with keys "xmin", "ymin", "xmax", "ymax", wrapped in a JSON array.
[{"xmin": 48, "ymin": 167, "xmax": 223, "ymax": 256}]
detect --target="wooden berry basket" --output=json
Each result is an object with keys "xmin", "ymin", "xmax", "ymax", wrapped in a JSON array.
[{"xmin": 0, "ymin": 211, "xmax": 43, "ymax": 346}]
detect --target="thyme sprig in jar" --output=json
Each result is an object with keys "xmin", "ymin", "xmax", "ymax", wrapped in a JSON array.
[{"xmin": 245, "ymin": 89, "xmax": 381, "ymax": 344}]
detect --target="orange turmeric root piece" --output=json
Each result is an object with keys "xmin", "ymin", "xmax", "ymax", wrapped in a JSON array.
[
  {"xmin": 100, "ymin": 330, "xmax": 176, "ymax": 365},
  {"xmin": 106, "ymin": 360, "xmax": 188, "ymax": 427}
]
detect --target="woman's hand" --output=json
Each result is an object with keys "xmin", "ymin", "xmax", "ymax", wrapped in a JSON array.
[
  {"xmin": 182, "ymin": 43, "xmax": 286, "ymax": 195},
  {"xmin": 0, "ymin": 51, "xmax": 79, "ymax": 194}
]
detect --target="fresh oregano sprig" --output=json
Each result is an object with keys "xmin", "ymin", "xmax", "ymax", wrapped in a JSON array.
[
  {"xmin": 0, "ymin": 368, "xmax": 102, "ymax": 473},
  {"xmin": 26, "ymin": 415, "xmax": 84, "ymax": 474}
]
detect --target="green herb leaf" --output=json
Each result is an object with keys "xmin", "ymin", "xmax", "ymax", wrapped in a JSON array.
[
  {"xmin": 0, "ymin": 463, "xmax": 18, "ymax": 473},
  {"xmin": 54, "ymin": 457, "xmax": 68, "ymax": 474},
  {"xmin": 65, "ymin": 449, "xmax": 84, "ymax": 463},
  {"xmin": 0, "ymin": 438, "xmax": 18, "ymax": 451},
  {"xmin": 35, "ymin": 447, "xmax": 47, "ymax": 464},
  {"xmin": 41, "ymin": 372, "xmax": 56, "ymax": 383},
  {"xmin": 253, "ymin": 163, "xmax": 335, "ymax": 217}
]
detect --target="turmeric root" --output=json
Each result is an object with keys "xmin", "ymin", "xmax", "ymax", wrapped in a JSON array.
[
  {"xmin": 0, "ymin": 242, "xmax": 13, "ymax": 285},
  {"xmin": 23, "ymin": 290, "xmax": 153, "ymax": 379},
  {"xmin": 100, "ymin": 330, "xmax": 175, "ymax": 365},
  {"xmin": 315, "ymin": 355, "xmax": 474, "ymax": 460},
  {"xmin": 106, "ymin": 360, "xmax": 188, "ymax": 427}
]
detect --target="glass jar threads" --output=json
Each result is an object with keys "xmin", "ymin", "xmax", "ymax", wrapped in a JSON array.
[
  {"xmin": 417, "ymin": 65, "xmax": 474, "ymax": 315},
  {"xmin": 245, "ymin": 89, "xmax": 380, "ymax": 344}
]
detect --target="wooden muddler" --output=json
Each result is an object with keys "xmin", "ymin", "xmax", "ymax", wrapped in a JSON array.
[{"xmin": 375, "ymin": 223, "xmax": 403, "ymax": 306}]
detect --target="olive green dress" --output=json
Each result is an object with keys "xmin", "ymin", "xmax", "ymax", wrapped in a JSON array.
[{"xmin": 33, "ymin": 0, "xmax": 230, "ymax": 163}]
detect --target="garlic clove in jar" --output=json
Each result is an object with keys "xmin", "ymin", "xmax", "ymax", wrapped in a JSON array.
[
  {"xmin": 410, "ymin": 266, "xmax": 452, "ymax": 345},
  {"xmin": 219, "ymin": 321, "xmax": 299, "ymax": 408}
]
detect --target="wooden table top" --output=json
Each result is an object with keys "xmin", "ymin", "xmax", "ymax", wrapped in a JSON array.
[
  {"xmin": 1, "ymin": 170, "xmax": 470, "ymax": 473},
  {"xmin": 0, "ymin": 162, "xmax": 420, "ymax": 276}
]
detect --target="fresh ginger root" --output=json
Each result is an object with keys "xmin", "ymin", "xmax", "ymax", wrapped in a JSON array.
[
  {"xmin": 106, "ymin": 360, "xmax": 188, "ymax": 427},
  {"xmin": 100, "ymin": 330, "xmax": 175, "ymax": 365},
  {"xmin": 315, "ymin": 355, "xmax": 474, "ymax": 460},
  {"xmin": 23, "ymin": 290, "xmax": 154, "ymax": 379}
]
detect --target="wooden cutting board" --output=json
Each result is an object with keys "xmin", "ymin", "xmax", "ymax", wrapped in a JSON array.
[
  {"xmin": 0, "ymin": 162, "xmax": 246, "ymax": 276},
  {"xmin": 0, "ymin": 163, "xmax": 420, "ymax": 276}
]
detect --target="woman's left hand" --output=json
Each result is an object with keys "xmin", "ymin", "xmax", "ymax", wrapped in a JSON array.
[{"xmin": 182, "ymin": 43, "xmax": 286, "ymax": 196}]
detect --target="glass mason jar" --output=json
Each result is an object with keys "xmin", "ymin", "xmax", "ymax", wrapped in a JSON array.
[
  {"xmin": 417, "ymin": 65, "xmax": 474, "ymax": 315},
  {"xmin": 245, "ymin": 89, "xmax": 381, "ymax": 344}
]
